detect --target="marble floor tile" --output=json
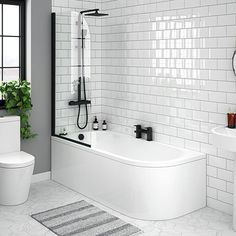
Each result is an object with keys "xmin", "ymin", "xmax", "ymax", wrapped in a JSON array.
[{"xmin": 0, "ymin": 181, "xmax": 235, "ymax": 236}]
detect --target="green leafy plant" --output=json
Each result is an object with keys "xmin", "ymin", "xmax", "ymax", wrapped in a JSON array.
[{"xmin": 0, "ymin": 80, "xmax": 36, "ymax": 139}]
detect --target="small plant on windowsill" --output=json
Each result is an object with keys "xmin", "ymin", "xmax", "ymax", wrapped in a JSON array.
[{"xmin": 0, "ymin": 80, "xmax": 36, "ymax": 139}]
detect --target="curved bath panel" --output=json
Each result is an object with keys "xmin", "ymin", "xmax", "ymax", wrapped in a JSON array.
[{"xmin": 52, "ymin": 131, "xmax": 206, "ymax": 220}]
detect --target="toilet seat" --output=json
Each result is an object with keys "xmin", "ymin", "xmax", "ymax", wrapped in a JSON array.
[{"xmin": 0, "ymin": 151, "xmax": 35, "ymax": 168}]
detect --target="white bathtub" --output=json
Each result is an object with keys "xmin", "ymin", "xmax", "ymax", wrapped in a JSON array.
[{"xmin": 52, "ymin": 131, "xmax": 206, "ymax": 220}]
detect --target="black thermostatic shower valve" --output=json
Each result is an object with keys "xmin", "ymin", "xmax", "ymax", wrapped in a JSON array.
[{"xmin": 69, "ymin": 100, "xmax": 91, "ymax": 106}]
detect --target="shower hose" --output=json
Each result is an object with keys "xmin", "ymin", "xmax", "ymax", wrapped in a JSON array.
[{"xmin": 77, "ymin": 76, "xmax": 89, "ymax": 129}]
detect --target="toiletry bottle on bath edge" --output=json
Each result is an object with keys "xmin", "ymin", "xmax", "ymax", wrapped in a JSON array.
[
  {"xmin": 93, "ymin": 116, "xmax": 99, "ymax": 130},
  {"xmin": 102, "ymin": 120, "xmax": 107, "ymax": 130}
]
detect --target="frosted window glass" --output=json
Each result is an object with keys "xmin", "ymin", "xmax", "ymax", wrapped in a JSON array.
[
  {"xmin": 3, "ymin": 68, "xmax": 19, "ymax": 82},
  {"xmin": 3, "ymin": 37, "xmax": 19, "ymax": 67},
  {"xmin": 3, "ymin": 5, "xmax": 19, "ymax": 36}
]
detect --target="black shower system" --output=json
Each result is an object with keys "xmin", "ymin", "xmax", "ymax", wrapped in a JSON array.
[{"xmin": 69, "ymin": 9, "xmax": 109, "ymax": 129}]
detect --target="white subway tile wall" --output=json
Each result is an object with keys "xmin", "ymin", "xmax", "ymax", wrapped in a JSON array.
[
  {"xmin": 52, "ymin": 0, "xmax": 236, "ymax": 215},
  {"xmin": 100, "ymin": 0, "xmax": 236, "ymax": 215}
]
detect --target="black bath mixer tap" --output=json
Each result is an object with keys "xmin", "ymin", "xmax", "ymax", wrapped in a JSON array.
[{"xmin": 134, "ymin": 125, "xmax": 153, "ymax": 141}]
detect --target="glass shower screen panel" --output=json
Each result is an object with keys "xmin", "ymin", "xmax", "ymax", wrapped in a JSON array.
[{"xmin": 54, "ymin": 12, "xmax": 92, "ymax": 147}]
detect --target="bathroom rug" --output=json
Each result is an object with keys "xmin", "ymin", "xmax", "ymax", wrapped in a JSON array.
[{"xmin": 31, "ymin": 200, "xmax": 142, "ymax": 236}]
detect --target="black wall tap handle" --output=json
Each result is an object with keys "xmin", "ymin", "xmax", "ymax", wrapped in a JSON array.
[
  {"xmin": 146, "ymin": 127, "xmax": 153, "ymax": 141},
  {"xmin": 134, "ymin": 125, "xmax": 142, "ymax": 138},
  {"xmin": 134, "ymin": 124, "xmax": 141, "ymax": 129}
]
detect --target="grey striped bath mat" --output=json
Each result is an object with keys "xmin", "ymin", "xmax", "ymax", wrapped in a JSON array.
[{"xmin": 31, "ymin": 200, "xmax": 142, "ymax": 236}]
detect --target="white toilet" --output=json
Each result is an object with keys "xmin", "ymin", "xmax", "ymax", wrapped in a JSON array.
[{"xmin": 0, "ymin": 116, "xmax": 35, "ymax": 205}]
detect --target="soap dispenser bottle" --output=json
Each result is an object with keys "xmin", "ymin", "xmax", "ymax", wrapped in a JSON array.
[
  {"xmin": 102, "ymin": 120, "xmax": 107, "ymax": 131},
  {"xmin": 93, "ymin": 116, "xmax": 99, "ymax": 130}
]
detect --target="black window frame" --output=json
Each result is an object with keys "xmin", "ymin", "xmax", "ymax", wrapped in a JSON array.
[{"xmin": 0, "ymin": 0, "xmax": 26, "ymax": 108}]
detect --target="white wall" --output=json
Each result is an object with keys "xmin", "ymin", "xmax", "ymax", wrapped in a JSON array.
[{"xmin": 100, "ymin": 0, "xmax": 236, "ymax": 215}]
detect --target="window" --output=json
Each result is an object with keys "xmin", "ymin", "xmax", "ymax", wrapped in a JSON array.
[{"xmin": 0, "ymin": 0, "xmax": 25, "ymax": 107}]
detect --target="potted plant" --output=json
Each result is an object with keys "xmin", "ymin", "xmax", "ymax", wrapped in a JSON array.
[{"xmin": 0, "ymin": 80, "xmax": 36, "ymax": 139}]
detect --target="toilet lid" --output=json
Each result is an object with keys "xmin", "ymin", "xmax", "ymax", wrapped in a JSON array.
[{"xmin": 0, "ymin": 151, "xmax": 35, "ymax": 168}]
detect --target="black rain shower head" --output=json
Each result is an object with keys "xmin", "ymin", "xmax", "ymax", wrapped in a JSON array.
[
  {"xmin": 80, "ymin": 9, "xmax": 109, "ymax": 17},
  {"xmin": 85, "ymin": 12, "xmax": 109, "ymax": 17}
]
